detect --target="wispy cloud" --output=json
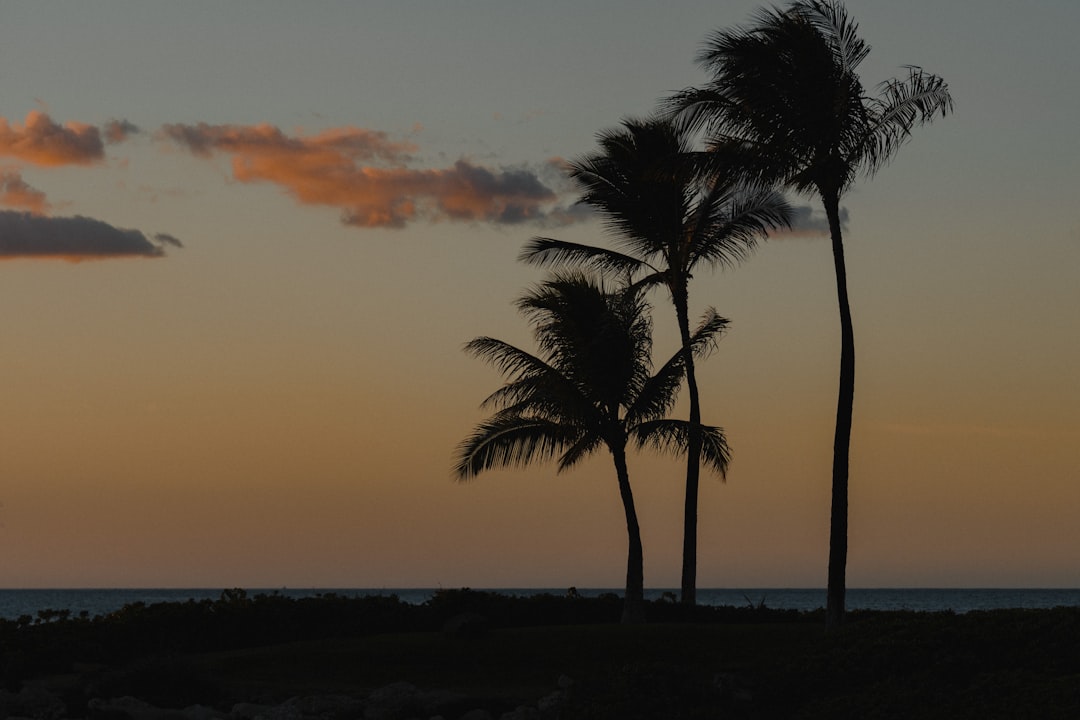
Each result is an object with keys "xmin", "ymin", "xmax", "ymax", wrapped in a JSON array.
[
  {"xmin": 103, "ymin": 119, "xmax": 140, "ymax": 144},
  {"xmin": 0, "ymin": 211, "xmax": 177, "ymax": 261},
  {"xmin": 0, "ymin": 169, "xmax": 50, "ymax": 214},
  {"xmin": 0, "ymin": 111, "xmax": 105, "ymax": 166},
  {"xmin": 779, "ymin": 204, "xmax": 851, "ymax": 237},
  {"xmin": 160, "ymin": 122, "xmax": 575, "ymax": 229},
  {"xmin": 153, "ymin": 232, "xmax": 183, "ymax": 249}
]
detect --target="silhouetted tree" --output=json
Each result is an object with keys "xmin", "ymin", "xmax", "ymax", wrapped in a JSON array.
[
  {"xmin": 521, "ymin": 117, "xmax": 790, "ymax": 605},
  {"xmin": 670, "ymin": 0, "xmax": 952, "ymax": 628},
  {"xmin": 455, "ymin": 274, "xmax": 731, "ymax": 622}
]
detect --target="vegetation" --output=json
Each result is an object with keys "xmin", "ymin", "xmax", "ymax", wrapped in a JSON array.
[
  {"xmin": 454, "ymin": 275, "xmax": 730, "ymax": 622},
  {"xmin": 3, "ymin": 592, "xmax": 1078, "ymax": 718},
  {"xmin": 668, "ymin": 0, "xmax": 953, "ymax": 628},
  {"xmin": 520, "ymin": 116, "xmax": 790, "ymax": 606}
]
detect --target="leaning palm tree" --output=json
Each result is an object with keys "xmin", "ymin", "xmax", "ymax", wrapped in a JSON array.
[
  {"xmin": 521, "ymin": 117, "xmax": 790, "ymax": 606},
  {"xmin": 669, "ymin": 0, "xmax": 953, "ymax": 628},
  {"xmin": 455, "ymin": 274, "xmax": 732, "ymax": 622}
]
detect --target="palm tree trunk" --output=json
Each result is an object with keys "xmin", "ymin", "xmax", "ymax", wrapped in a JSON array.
[
  {"xmin": 823, "ymin": 192, "xmax": 855, "ymax": 632},
  {"xmin": 612, "ymin": 445, "xmax": 646, "ymax": 624},
  {"xmin": 674, "ymin": 290, "xmax": 703, "ymax": 607}
]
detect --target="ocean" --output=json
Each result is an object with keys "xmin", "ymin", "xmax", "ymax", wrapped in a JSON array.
[{"xmin": 1, "ymin": 587, "xmax": 1078, "ymax": 621}]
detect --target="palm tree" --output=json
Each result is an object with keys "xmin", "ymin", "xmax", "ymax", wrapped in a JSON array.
[
  {"xmin": 454, "ymin": 274, "xmax": 732, "ymax": 622},
  {"xmin": 669, "ymin": 0, "xmax": 953, "ymax": 628},
  {"xmin": 520, "ymin": 117, "xmax": 790, "ymax": 605}
]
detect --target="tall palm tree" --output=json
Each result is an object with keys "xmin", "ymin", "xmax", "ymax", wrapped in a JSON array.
[
  {"xmin": 669, "ymin": 0, "xmax": 953, "ymax": 628},
  {"xmin": 520, "ymin": 117, "xmax": 790, "ymax": 605},
  {"xmin": 455, "ymin": 274, "xmax": 732, "ymax": 622}
]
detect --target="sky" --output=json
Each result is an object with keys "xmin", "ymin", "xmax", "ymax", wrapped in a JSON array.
[{"xmin": 0, "ymin": 0, "xmax": 1077, "ymax": 590}]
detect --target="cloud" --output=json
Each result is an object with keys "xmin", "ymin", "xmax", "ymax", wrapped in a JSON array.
[
  {"xmin": 0, "ymin": 169, "xmax": 50, "ymax": 214},
  {"xmin": 161, "ymin": 122, "xmax": 414, "ymax": 163},
  {"xmin": 0, "ymin": 211, "xmax": 178, "ymax": 261},
  {"xmin": 160, "ymin": 122, "xmax": 572, "ymax": 229},
  {"xmin": 0, "ymin": 111, "xmax": 105, "ymax": 166},
  {"xmin": 780, "ymin": 204, "xmax": 851, "ymax": 237},
  {"xmin": 103, "ymin": 119, "xmax": 140, "ymax": 144},
  {"xmin": 154, "ymin": 232, "xmax": 183, "ymax": 248}
]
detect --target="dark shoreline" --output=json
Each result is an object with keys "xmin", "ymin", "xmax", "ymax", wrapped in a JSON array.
[
  {"xmin": 3, "ymin": 586, "xmax": 1079, "ymax": 621},
  {"xmin": 3, "ymin": 589, "xmax": 1078, "ymax": 718}
]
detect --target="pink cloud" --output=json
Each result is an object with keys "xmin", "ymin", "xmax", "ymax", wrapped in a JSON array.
[
  {"xmin": 0, "ymin": 169, "xmax": 50, "ymax": 215},
  {"xmin": 161, "ymin": 122, "xmax": 571, "ymax": 229},
  {"xmin": 0, "ymin": 111, "xmax": 105, "ymax": 166}
]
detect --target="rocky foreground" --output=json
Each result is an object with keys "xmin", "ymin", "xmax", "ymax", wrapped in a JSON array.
[{"xmin": 2, "ymin": 590, "xmax": 1078, "ymax": 719}]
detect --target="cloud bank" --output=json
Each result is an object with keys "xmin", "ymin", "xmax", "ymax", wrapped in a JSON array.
[
  {"xmin": 161, "ymin": 122, "xmax": 573, "ymax": 229},
  {"xmin": 0, "ymin": 211, "xmax": 177, "ymax": 261},
  {"xmin": 0, "ymin": 113, "xmax": 172, "ymax": 262}
]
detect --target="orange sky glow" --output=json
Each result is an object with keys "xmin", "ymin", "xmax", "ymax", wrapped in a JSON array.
[{"xmin": 0, "ymin": 0, "xmax": 1076, "ymax": 590}]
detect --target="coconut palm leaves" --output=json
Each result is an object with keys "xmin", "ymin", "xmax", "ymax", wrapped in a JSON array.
[
  {"xmin": 672, "ymin": 0, "xmax": 952, "ymax": 197},
  {"xmin": 669, "ymin": 0, "xmax": 952, "ymax": 628},
  {"xmin": 455, "ymin": 275, "xmax": 730, "ymax": 623},
  {"xmin": 521, "ymin": 117, "xmax": 790, "ymax": 606}
]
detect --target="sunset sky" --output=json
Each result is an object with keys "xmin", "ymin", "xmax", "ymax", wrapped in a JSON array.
[{"xmin": 0, "ymin": 0, "xmax": 1077, "ymax": 590}]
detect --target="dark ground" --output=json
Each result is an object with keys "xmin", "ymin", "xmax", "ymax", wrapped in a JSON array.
[{"xmin": 3, "ymin": 590, "xmax": 1079, "ymax": 719}]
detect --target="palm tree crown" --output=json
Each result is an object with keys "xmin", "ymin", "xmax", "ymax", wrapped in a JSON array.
[
  {"xmin": 673, "ymin": 0, "xmax": 952, "ymax": 200},
  {"xmin": 455, "ymin": 274, "xmax": 731, "ymax": 622},
  {"xmin": 523, "ymin": 118, "xmax": 791, "ymax": 297}
]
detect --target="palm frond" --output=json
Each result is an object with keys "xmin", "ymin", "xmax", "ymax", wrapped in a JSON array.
[
  {"xmin": 623, "ymin": 307, "xmax": 728, "ymax": 426},
  {"xmin": 454, "ymin": 415, "xmax": 582, "ymax": 480},
  {"xmin": 797, "ymin": 0, "xmax": 870, "ymax": 74},
  {"xmin": 520, "ymin": 275, "xmax": 656, "ymax": 417},
  {"xmin": 557, "ymin": 434, "xmax": 604, "ymax": 472},
  {"xmin": 663, "ymin": 86, "xmax": 738, "ymax": 139},
  {"xmin": 464, "ymin": 337, "xmax": 552, "ymax": 381},
  {"xmin": 689, "ymin": 307, "xmax": 730, "ymax": 360},
  {"xmin": 626, "ymin": 270, "xmax": 668, "ymax": 295},
  {"xmin": 519, "ymin": 237, "xmax": 649, "ymax": 278},
  {"xmin": 624, "ymin": 353, "xmax": 685, "ymax": 426},
  {"xmin": 567, "ymin": 118, "xmax": 698, "ymax": 262},
  {"xmin": 630, "ymin": 420, "xmax": 731, "ymax": 478},
  {"xmin": 861, "ymin": 67, "xmax": 953, "ymax": 175},
  {"xmin": 479, "ymin": 380, "xmax": 595, "ymax": 425},
  {"xmin": 690, "ymin": 181, "xmax": 793, "ymax": 268}
]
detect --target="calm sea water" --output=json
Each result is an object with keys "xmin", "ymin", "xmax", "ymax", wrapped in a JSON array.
[{"xmin": 1, "ymin": 588, "xmax": 1078, "ymax": 620}]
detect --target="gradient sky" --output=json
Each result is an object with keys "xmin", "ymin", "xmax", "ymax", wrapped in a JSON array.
[{"xmin": 0, "ymin": 0, "xmax": 1076, "ymax": 589}]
